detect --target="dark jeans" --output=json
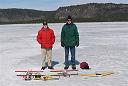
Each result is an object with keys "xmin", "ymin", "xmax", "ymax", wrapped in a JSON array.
[{"xmin": 64, "ymin": 46, "xmax": 76, "ymax": 66}]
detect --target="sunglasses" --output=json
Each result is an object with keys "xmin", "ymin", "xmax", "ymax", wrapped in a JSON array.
[{"xmin": 67, "ymin": 19, "xmax": 72, "ymax": 21}]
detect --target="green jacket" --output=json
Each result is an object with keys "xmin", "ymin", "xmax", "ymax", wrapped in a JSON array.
[{"xmin": 61, "ymin": 23, "xmax": 79, "ymax": 47}]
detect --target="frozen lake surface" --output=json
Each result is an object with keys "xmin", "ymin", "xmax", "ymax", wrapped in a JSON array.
[{"xmin": 0, "ymin": 22, "xmax": 128, "ymax": 86}]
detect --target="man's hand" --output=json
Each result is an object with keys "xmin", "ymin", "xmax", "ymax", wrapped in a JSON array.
[{"xmin": 61, "ymin": 42, "xmax": 64, "ymax": 47}]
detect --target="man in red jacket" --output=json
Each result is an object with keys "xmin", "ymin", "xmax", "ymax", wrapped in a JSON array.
[{"xmin": 37, "ymin": 22, "xmax": 55, "ymax": 70}]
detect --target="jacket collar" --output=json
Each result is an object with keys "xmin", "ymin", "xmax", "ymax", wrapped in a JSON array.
[
  {"xmin": 41, "ymin": 27, "xmax": 50, "ymax": 31},
  {"xmin": 66, "ymin": 22, "xmax": 73, "ymax": 25}
]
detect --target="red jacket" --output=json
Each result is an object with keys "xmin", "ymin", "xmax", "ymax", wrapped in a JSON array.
[{"xmin": 37, "ymin": 27, "xmax": 55, "ymax": 49}]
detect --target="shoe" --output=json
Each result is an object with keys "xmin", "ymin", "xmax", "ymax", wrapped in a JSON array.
[
  {"xmin": 72, "ymin": 66, "xmax": 76, "ymax": 70},
  {"xmin": 48, "ymin": 66, "xmax": 54, "ymax": 69},
  {"xmin": 64, "ymin": 66, "xmax": 69, "ymax": 69},
  {"xmin": 41, "ymin": 67, "xmax": 45, "ymax": 70}
]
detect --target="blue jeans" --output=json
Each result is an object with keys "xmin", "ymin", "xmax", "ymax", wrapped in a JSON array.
[{"xmin": 64, "ymin": 46, "xmax": 76, "ymax": 66}]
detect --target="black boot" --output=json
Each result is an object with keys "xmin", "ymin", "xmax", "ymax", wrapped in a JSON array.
[
  {"xmin": 72, "ymin": 66, "xmax": 76, "ymax": 70},
  {"xmin": 64, "ymin": 66, "xmax": 69, "ymax": 69},
  {"xmin": 48, "ymin": 66, "xmax": 54, "ymax": 69},
  {"xmin": 41, "ymin": 67, "xmax": 45, "ymax": 70}
]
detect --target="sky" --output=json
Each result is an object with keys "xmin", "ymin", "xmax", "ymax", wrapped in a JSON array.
[{"xmin": 0, "ymin": 0, "xmax": 128, "ymax": 11}]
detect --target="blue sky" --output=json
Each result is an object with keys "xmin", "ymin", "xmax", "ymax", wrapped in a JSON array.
[{"xmin": 0, "ymin": 0, "xmax": 128, "ymax": 11}]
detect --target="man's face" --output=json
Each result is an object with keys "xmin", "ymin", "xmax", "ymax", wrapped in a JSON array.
[
  {"xmin": 43, "ymin": 25, "xmax": 48, "ymax": 28},
  {"xmin": 67, "ymin": 19, "xmax": 72, "ymax": 24}
]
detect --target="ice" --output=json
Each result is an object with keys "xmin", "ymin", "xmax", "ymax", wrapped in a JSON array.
[{"xmin": 0, "ymin": 22, "xmax": 128, "ymax": 86}]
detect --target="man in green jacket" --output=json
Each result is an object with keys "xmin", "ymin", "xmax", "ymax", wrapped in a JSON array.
[{"xmin": 61, "ymin": 15, "xmax": 79, "ymax": 70}]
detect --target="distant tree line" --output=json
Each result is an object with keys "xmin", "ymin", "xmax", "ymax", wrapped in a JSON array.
[{"xmin": 0, "ymin": 3, "xmax": 128, "ymax": 24}]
